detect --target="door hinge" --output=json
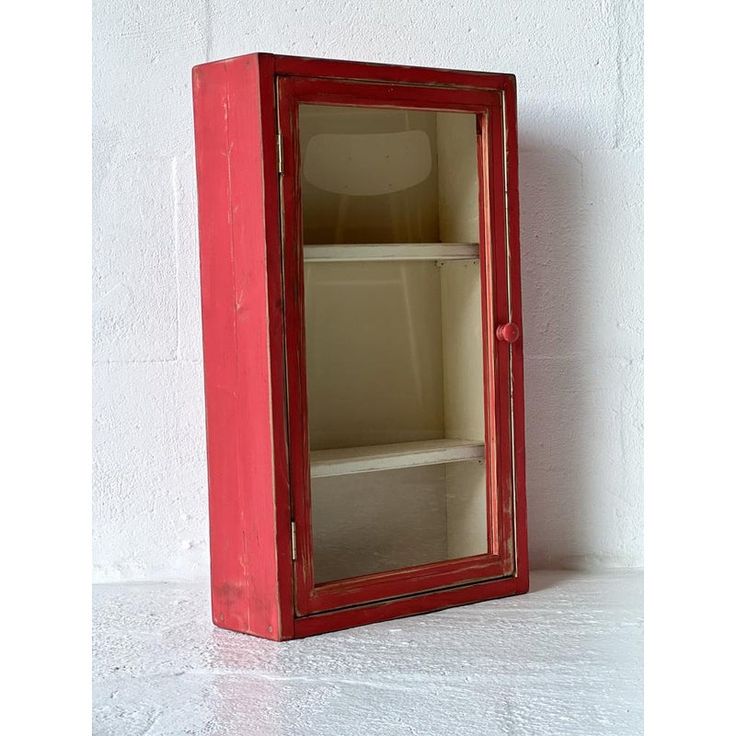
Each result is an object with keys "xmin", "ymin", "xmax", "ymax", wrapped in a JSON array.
[
  {"xmin": 290, "ymin": 520, "xmax": 297, "ymax": 560},
  {"xmin": 277, "ymin": 134, "xmax": 284, "ymax": 174}
]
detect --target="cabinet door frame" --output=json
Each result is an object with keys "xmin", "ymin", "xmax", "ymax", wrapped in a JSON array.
[{"xmin": 278, "ymin": 75, "xmax": 521, "ymax": 617}]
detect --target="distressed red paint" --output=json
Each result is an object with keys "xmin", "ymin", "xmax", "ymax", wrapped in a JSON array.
[{"xmin": 192, "ymin": 53, "xmax": 528, "ymax": 640}]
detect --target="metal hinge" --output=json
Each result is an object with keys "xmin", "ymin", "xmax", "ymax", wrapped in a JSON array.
[
  {"xmin": 290, "ymin": 520, "xmax": 297, "ymax": 560},
  {"xmin": 277, "ymin": 134, "xmax": 284, "ymax": 174}
]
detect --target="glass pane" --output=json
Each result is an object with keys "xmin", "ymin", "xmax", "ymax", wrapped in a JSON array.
[
  {"xmin": 299, "ymin": 104, "xmax": 488, "ymax": 585},
  {"xmin": 312, "ymin": 461, "xmax": 487, "ymax": 584},
  {"xmin": 299, "ymin": 105, "xmax": 479, "ymax": 245}
]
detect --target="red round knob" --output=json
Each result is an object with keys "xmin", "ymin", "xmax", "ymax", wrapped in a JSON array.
[{"xmin": 496, "ymin": 322, "xmax": 520, "ymax": 343}]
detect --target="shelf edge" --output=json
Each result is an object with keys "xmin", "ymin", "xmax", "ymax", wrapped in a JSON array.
[
  {"xmin": 311, "ymin": 440, "xmax": 485, "ymax": 479},
  {"xmin": 304, "ymin": 243, "xmax": 479, "ymax": 262}
]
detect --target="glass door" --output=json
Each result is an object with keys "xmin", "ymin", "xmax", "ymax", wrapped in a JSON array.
[{"xmin": 278, "ymin": 78, "xmax": 516, "ymax": 615}]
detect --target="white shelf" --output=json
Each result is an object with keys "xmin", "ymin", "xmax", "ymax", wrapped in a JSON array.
[
  {"xmin": 310, "ymin": 439, "xmax": 485, "ymax": 478},
  {"xmin": 303, "ymin": 243, "xmax": 479, "ymax": 262}
]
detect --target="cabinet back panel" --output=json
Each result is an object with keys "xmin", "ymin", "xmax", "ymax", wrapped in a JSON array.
[
  {"xmin": 311, "ymin": 460, "xmax": 487, "ymax": 584},
  {"xmin": 300, "ymin": 105, "xmax": 440, "ymax": 245},
  {"xmin": 305, "ymin": 261, "xmax": 446, "ymax": 449},
  {"xmin": 311, "ymin": 464, "xmax": 448, "ymax": 583}
]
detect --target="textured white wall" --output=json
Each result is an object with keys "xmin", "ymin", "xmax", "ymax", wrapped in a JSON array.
[{"xmin": 92, "ymin": 0, "xmax": 643, "ymax": 581}]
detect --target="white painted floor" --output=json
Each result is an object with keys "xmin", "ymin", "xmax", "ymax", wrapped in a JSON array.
[{"xmin": 93, "ymin": 570, "xmax": 642, "ymax": 736}]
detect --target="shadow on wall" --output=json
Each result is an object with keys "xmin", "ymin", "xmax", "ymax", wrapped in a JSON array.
[{"xmin": 518, "ymin": 130, "xmax": 641, "ymax": 571}]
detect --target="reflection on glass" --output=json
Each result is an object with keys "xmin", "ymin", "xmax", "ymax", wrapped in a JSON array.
[
  {"xmin": 299, "ymin": 105, "xmax": 479, "ymax": 245},
  {"xmin": 299, "ymin": 104, "xmax": 489, "ymax": 584}
]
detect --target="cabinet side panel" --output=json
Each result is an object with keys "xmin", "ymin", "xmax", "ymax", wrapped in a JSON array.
[{"xmin": 193, "ymin": 57, "xmax": 283, "ymax": 639}]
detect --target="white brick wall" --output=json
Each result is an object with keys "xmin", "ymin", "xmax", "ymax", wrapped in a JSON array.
[{"xmin": 92, "ymin": 0, "xmax": 643, "ymax": 581}]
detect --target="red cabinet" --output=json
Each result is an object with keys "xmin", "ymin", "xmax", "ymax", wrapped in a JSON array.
[{"xmin": 192, "ymin": 53, "xmax": 528, "ymax": 640}]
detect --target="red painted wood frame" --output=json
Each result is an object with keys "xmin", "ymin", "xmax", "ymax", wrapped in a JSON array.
[
  {"xmin": 192, "ymin": 53, "xmax": 528, "ymax": 640},
  {"xmin": 280, "ymin": 77, "xmax": 515, "ymax": 615}
]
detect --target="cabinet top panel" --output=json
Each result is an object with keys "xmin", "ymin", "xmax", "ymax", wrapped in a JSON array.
[{"xmin": 192, "ymin": 52, "xmax": 516, "ymax": 93}]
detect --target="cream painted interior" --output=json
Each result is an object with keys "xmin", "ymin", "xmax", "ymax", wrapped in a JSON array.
[
  {"xmin": 303, "ymin": 129, "xmax": 433, "ymax": 196},
  {"xmin": 300, "ymin": 104, "xmax": 490, "ymax": 583},
  {"xmin": 300, "ymin": 105, "xmax": 440, "ymax": 244}
]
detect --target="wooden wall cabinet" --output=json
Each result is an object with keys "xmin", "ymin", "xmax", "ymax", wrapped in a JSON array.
[{"xmin": 192, "ymin": 53, "xmax": 528, "ymax": 640}]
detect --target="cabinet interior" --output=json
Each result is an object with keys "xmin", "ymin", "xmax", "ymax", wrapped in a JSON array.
[{"xmin": 299, "ymin": 104, "xmax": 490, "ymax": 584}]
